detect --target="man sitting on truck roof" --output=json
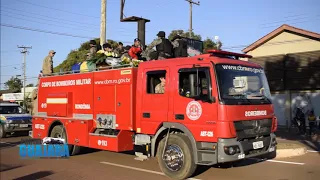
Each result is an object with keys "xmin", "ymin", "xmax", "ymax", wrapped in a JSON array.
[
  {"xmin": 128, "ymin": 38, "xmax": 143, "ymax": 60},
  {"xmin": 97, "ymin": 43, "xmax": 118, "ymax": 57},
  {"xmin": 114, "ymin": 42, "xmax": 124, "ymax": 57},
  {"xmin": 145, "ymin": 31, "xmax": 173, "ymax": 60},
  {"xmin": 87, "ymin": 40, "xmax": 97, "ymax": 60},
  {"xmin": 155, "ymin": 75, "xmax": 166, "ymax": 94},
  {"xmin": 172, "ymin": 34, "xmax": 188, "ymax": 58}
]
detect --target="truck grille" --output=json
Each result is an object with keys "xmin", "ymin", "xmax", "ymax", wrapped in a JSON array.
[{"xmin": 234, "ymin": 119, "xmax": 272, "ymax": 139}]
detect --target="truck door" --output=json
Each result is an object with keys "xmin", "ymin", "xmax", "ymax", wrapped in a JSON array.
[
  {"xmin": 171, "ymin": 64, "xmax": 218, "ymax": 141},
  {"xmin": 140, "ymin": 68, "xmax": 169, "ymax": 134}
]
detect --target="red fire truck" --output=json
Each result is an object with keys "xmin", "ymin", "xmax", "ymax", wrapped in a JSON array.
[{"xmin": 30, "ymin": 50, "xmax": 277, "ymax": 180}]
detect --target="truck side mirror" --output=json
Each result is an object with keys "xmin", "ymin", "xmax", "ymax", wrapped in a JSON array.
[{"xmin": 209, "ymin": 96, "xmax": 216, "ymax": 103}]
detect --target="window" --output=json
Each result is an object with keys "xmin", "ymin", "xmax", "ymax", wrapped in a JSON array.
[
  {"xmin": 146, "ymin": 70, "xmax": 167, "ymax": 94},
  {"xmin": 215, "ymin": 64, "xmax": 272, "ymax": 105},
  {"xmin": 178, "ymin": 67, "xmax": 211, "ymax": 99},
  {"xmin": 0, "ymin": 105, "xmax": 24, "ymax": 114}
]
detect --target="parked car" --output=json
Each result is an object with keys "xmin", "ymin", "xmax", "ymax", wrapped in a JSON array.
[{"xmin": 0, "ymin": 102, "xmax": 32, "ymax": 138}]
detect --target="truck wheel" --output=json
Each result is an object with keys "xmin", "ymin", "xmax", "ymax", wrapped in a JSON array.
[
  {"xmin": 0, "ymin": 124, "xmax": 7, "ymax": 138},
  {"xmin": 50, "ymin": 125, "xmax": 80, "ymax": 156},
  {"xmin": 157, "ymin": 134, "xmax": 197, "ymax": 180}
]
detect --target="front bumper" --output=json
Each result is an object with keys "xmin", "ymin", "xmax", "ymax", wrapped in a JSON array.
[
  {"xmin": 217, "ymin": 133, "xmax": 277, "ymax": 163},
  {"xmin": 3, "ymin": 123, "xmax": 32, "ymax": 133}
]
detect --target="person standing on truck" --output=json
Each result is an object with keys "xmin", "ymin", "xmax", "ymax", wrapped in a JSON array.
[
  {"xmin": 42, "ymin": 50, "xmax": 55, "ymax": 76},
  {"xmin": 155, "ymin": 75, "xmax": 166, "ymax": 93},
  {"xmin": 145, "ymin": 31, "xmax": 173, "ymax": 60},
  {"xmin": 87, "ymin": 40, "xmax": 98, "ymax": 60},
  {"xmin": 172, "ymin": 35, "xmax": 188, "ymax": 58},
  {"xmin": 129, "ymin": 38, "xmax": 143, "ymax": 60}
]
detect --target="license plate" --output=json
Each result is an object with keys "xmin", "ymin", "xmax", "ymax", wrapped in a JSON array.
[
  {"xmin": 253, "ymin": 141, "xmax": 264, "ymax": 149},
  {"xmin": 20, "ymin": 124, "xmax": 28, "ymax": 128}
]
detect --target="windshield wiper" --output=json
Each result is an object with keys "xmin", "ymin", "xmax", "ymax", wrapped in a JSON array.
[
  {"xmin": 248, "ymin": 94, "xmax": 272, "ymax": 104},
  {"xmin": 227, "ymin": 94, "xmax": 252, "ymax": 104}
]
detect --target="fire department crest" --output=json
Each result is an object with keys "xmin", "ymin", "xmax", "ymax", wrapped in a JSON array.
[{"xmin": 186, "ymin": 101, "xmax": 202, "ymax": 120}]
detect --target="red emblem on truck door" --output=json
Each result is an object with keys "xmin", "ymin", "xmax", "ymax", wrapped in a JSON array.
[{"xmin": 186, "ymin": 101, "xmax": 202, "ymax": 120}]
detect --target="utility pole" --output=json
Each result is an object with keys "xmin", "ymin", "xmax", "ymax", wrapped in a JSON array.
[
  {"xmin": 185, "ymin": 0, "xmax": 200, "ymax": 38},
  {"xmin": 17, "ymin": 45, "xmax": 32, "ymax": 111},
  {"xmin": 100, "ymin": 0, "xmax": 106, "ymax": 45}
]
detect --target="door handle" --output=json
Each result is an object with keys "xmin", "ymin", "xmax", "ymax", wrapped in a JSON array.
[
  {"xmin": 143, "ymin": 113, "xmax": 150, "ymax": 118},
  {"xmin": 175, "ymin": 114, "xmax": 184, "ymax": 120}
]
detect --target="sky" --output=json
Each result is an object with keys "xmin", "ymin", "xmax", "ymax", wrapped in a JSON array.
[{"xmin": 1, "ymin": 0, "xmax": 319, "ymax": 89}]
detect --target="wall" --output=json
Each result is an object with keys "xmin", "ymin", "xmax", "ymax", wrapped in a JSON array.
[
  {"xmin": 246, "ymin": 32, "xmax": 320, "ymax": 57},
  {"xmin": 271, "ymin": 90, "xmax": 320, "ymax": 127}
]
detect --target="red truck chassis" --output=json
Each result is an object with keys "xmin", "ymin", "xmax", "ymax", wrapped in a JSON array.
[{"xmin": 30, "ymin": 50, "xmax": 277, "ymax": 180}]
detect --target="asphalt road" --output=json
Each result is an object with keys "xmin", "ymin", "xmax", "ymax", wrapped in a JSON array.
[{"xmin": 1, "ymin": 135, "xmax": 320, "ymax": 180}]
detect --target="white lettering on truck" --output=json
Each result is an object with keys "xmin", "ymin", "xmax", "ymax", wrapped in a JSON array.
[
  {"xmin": 245, "ymin": 110, "xmax": 267, "ymax": 117},
  {"xmin": 75, "ymin": 104, "xmax": 91, "ymax": 110},
  {"xmin": 98, "ymin": 140, "xmax": 107, "ymax": 146},
  {"xmin": 41, "ymin": 78, "xmax": 92, "ymax": 88}
]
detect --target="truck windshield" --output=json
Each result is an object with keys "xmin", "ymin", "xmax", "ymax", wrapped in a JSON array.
[
  {"xmin": 0, "ymin": 105, "xmax": 24, "ymax": 114},
  {"xmin": 215, "ymin": 64, "xmax": 272, "ymax": 105}
]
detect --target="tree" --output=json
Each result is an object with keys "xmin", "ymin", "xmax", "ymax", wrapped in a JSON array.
[
  {"xmin": 168, "ymin": 30, "xmax": 222, "ymax": 52},
  {"xmin": 203, "ymin": 37, "xmax": 223, "ymax": 52},
  {"xmin": 54, "ymin": 38, "xmax": 121, "ymax": 72},
  {"xmin": 4, "ymin": 77, "xmax": 23, "ymax": 92},
  {"xmin": 26, "ymin": 84, "xmax": 34, "ymax": 87},
  {"xmin": 168, "ymin": 30, "xmax": 201, "ymax": 41}
]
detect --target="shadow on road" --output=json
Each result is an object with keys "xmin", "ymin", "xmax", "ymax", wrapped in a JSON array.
[
  {"xmin": 212, "ymin": 158, "xmax": 264, "ymax": 169},
  {"xmin": 0, "ymin": 141, "xmax": 22, "ymax": 150},
  {"xmin": 12, "ymin": 171, "xmax": 54, "ymax": 180},
  {"xmin": 191, "ymin": 158, "xmax": 266, "ymax": 177},
  {"xmin": 0, "ymin": 164, "xmax": 25, "ymax": 172},
  {"xmin": 276, "ymin": 130, "xmax": 320, "ymax": 154},
  {"xmin": 79, "ymin": 147, "xmax": 101, "ymax": 155}
]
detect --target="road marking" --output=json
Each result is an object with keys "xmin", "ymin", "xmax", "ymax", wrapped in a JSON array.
[
  {"xmin": 100, "ymin": 161, "xmax": 201, "ymax": 180},
  {"xmin": 0, "ymin": 141, "xmax": 14, "ymax": 145},
  {"xmin": 0, "ymin": 141, "xmax": 19, "ymax": 147},
  {"xmin": 265, "ymin": 159, "xmax": 305, "ymax": 165},
  {"xmin": 307, "ymin": 150, "xmax": 319, "ymax": 153},
  {"xmin": 249, "ymin": 158, "xmax": 305, "ymax": 165}
]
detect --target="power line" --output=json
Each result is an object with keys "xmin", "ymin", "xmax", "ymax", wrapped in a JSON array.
[
  {"xmin": 261, "ymin": 18, "xmax": 320, "ymax": 29},
  {"xmin": 223, "ymin": 38, "xmax": 316, "ymax": 50},
  {"xmin": 0, "ymin": 13, "xmax": 96, "ymax": 33},
  {"xmin": 1, "ymin": 6, "xmax": 100, "ymax": 27},
  {"xmin": 0, "ymin": 9, "xmax": 98, "ymax": 29},
  {"xmin": 1, "ymin": 23, "xmax": 96, "ymax": 39},
  {"xmin": 0, "ymin": 64, "xmax": 21, "ymax": 68},
  {"xmin": 260, "ymin": 15, "xmax": 320, "ymax": 27},
  {"xmin": 16, "ymin": 0, "xmax": 100, "ymax": 19},
  {"xmin": 1, "ymin": 13, "xmax": 137, "ymax": 36},
  {"xmin": 0, "ymin": 23, "xmax": 132, "ymax": 44},
  {"xmin": 0, "ymin": 7, "xmax": 135, "ymax": 33}
]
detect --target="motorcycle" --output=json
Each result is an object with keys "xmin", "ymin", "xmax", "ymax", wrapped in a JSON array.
[{"xmin": 292, "ymin": 107, "xmax": 306, "ymax": 134}]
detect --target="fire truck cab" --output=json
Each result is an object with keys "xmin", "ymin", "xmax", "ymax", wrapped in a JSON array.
[{"xmin": 30, "ymin": 50, "xmax": 277, "ymax": 180}]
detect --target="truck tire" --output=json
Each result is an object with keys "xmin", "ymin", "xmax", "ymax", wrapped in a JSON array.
[
  {"xmin": 50, "ymin": 125, "xmax": 80, "ymax": 156},
  {"xmin": 157, "ymin": 134, "xmax": 197, "ymax": 180},
  {"xmin": 0, "ymin": 124, "xmax": 7, "ymax": 138}
]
